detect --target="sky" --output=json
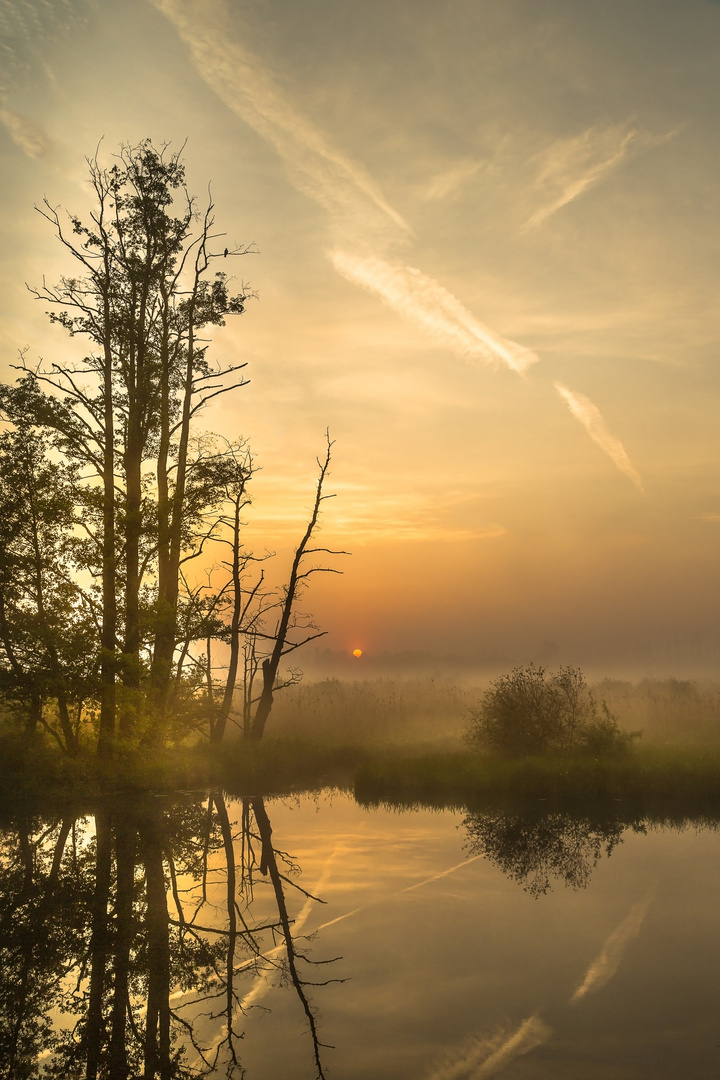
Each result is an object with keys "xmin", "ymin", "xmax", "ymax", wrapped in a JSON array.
[{"xmin": 1, "ymin": 0, "xmax": 720, "ymax": 674}]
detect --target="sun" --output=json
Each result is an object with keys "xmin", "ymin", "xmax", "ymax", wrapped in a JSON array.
[{"xmin": 352, "ymin": 649, "xmax": 363, "ymax": 658}]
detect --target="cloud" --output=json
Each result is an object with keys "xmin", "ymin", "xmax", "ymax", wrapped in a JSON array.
[
  {"xmin": 153, "ymin": 0, "xmax": 539, "ymax": 379},
  {"xmin": 427, "ymin": 1016, "xmax": 552, "ymax": 1080},
  {"xmin": 0, "ymin": 106, "xmax": 51, "ymax": 157},
  {"xmin": 155, "ymin": 1, "xmax": 648, "ymax": 491},
  {"xmin": 554, "ymin": 382, "xmax": 644, "ymax": 491},
  {"xmin": 571, "ymin": 891, "xmax": 653, "ymax": 1003},
  {"xmin": 151, "ymin": 0, "xmax": 411, "ymax": 238},
  {"xmin": 523, "ymin": 123, "xmax": 676, "ymax": 231},
  {"xmin": 247, "ymin": 474, "xmax": 508, "ymax": 544},
  {"xmin": 423, "ymin": 159, "xmax": 483, "ymax": 202},
  {"xmin": 331, "ymin": 251, "xmax": 539, "ymax": 374}
]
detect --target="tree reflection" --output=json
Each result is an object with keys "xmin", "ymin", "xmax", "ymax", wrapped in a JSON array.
[
  {"xmin": 462, "ymin": 808, "xmax": 630, "ymax": 897},
  {"xmin": 0, "ymin": 795, "xmax": 333, "ymax": 1079}
]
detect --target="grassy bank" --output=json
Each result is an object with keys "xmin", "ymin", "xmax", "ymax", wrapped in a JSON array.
[
  {"xmin": 353, "ymin": 744, "xmax": 720, "ymax": 815},
  {"xmin": 0, "ymin": 732, "xmax": 369, "ymax": 813},
  {"xmin": 5, "ymin": 734, "xmax": 720, "ymax": 818}
]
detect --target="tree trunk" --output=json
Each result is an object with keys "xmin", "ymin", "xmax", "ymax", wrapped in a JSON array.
[
  {"xmin": 108, "ymin": 818, "xmax": 136, "ymax": 1080},
  {"xmin": 86, "ymin": 811, "xmax": 112, "ymax": 1080},
  {"xmin": 149, "ymin": 293, "xmax": 198, "ymax": 739},
  {"xmin": 98, "ymin": 298, "xmax": 117, "ymax": 757},
  {"xmin": 211, "ymin": 496, "xmax": 243, "ymax": 744},
  {"xmin": 141, "ymin": 811, "xmax": 171, "ymax": 1080}
]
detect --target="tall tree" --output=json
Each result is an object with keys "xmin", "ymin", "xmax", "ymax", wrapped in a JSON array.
[
  {"xmin": 0, "ymin": 139, "xmax": 343, "ymax": 756},
  {"xmin": 0, "ymin": 427, "xmax": 92, "ymax": 753},
  {"xmin": 0, "ymin": 141, "xmax": 251, "ymax": 752}
]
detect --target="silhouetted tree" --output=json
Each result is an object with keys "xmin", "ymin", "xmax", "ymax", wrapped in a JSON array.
[
  {"xmin": 0, "ymin": 427, "xmax": 95, "ymax": 753},
  {"xmin": 465, "ymin": 664, "xmax": 636, "ymax": 757},
  {"xmin": 0, "ymin": 140, "xmax": 343, "ymax": 755},
  {"xmin": 463, "ymin": 807, "xmax": 629, "ymax": 896},
  {"xmin": 250, "ymin": 437, "xmax": 348, "ymax": 740}
]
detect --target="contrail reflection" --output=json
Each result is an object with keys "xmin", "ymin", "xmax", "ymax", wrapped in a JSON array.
[
  {"xmin": 426, "ymin": 1016, "xmax": 552, "ymax": 1080},
  {"xmin": 571, "ymin": 890, "xmax": 654, "ymax": 1002}
]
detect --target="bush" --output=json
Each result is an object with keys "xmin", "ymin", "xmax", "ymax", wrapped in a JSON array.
[{"xmin": 465, "ymin": 663, "xmax": 637, "ymax": 758}]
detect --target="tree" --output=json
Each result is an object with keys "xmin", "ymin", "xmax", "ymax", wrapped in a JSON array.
[
  {"xmin": 0, "ymin": 142, "xmax": 250, "ymax": 752},
  {"xmin": 0, "ymin": 139, "xmax": 343, "ymax": 755},
  {"xmin": 465, "ymin": 663, "xmax": 637, "ymax": 757},
  {"xmin": 463, "ymin": 806, "xmax": 627, "ymax": 896},
  {"xmin": 0, "ymin": 427, "xmax": 96, "ymax": 753},
  {"xmin": 250, "ymin": 436, "xmax": 348, "ymax": 741},
  {"xmin": 0, "ymin": 795, "xmax": 335, "ymax": 1079}
]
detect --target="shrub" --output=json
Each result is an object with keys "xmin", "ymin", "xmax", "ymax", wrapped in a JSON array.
[{"xmin": 465, "ymin": 663, "xmax": 637, "ymax": 758}]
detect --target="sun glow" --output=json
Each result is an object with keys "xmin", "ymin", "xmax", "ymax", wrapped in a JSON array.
[{"xmin": 352, "ymin": 649, "xmax": 363, "ymax": 658}]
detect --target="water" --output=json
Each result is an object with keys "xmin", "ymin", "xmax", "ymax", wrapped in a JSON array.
[{"xmin": 2, "ymin": 790, "xmax": 720, "ymax": 1079}]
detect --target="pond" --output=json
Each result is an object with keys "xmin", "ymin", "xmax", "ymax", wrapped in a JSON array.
[{"xmin": 2, "ymin": 789, "xmax": 720, "ymax": 1079}]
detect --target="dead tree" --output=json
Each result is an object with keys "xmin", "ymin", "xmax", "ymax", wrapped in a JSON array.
[{"xmin": 250, "ymin": 436, "xmax": 348, "ymax": 740}]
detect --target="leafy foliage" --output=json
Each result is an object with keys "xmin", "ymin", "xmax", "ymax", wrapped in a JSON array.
[
  {"xmin": 0, "ymin": 141, "xmax": 340, "ymax": 753},
  {"xmin": 464, "ymin": 663, "xmax": 638, "ymax": 757}
]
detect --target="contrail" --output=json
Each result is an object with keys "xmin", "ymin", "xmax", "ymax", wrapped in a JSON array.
[
  {"xmin": 331, "ymin": 250, "xmax": 539, "ymax": 374},
  {"xmin": 151, "ymin": 0, "xmax": 539, "ymax": 377},
  {"xmin": 150, "ymin": 0, "xmax": 411, "ymax": 236},
  {"xmin": 0, "ymin": 106, "xmax": 51, "ymax": 158},
  {"xmin": 313, "ymin": 854, "xmax": 485, "ymax": 934},
  {"xmin": 555, "ymin": 382, "xmax": 645, "ymax": 491},
  {"xmin": 524, "ymin": 127, "xmax": 638, "ymax": 231},
  {"xmin": 426, "ymin": 1016, "xmax": 552, "ymax": 1080},
  {"xmin": 523, "ymin": 123, "xmax": 677, "ymax": 231},
  {"xmin": 153, "ymin": 0, "xmax": 647, "ymax": 489},
  {"xmin": 571, "ymin": 890, "xmax": 654, "ymax": 1002}
]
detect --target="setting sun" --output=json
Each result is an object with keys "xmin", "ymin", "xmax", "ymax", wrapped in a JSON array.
[{"xmin": 352, "ymin": 649, "xmax": 363, "ymax": 658}]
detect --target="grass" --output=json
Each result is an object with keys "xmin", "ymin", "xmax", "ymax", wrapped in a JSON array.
[
  {"xmin": 353, "ymin": 743, "xmax": 720, "ymax": 816},
  {"xmin": 0, "ymin": 731, "xmax": 369, "ymax": 814},
  {"xmin": 5, "ymin": 730, "xmax": 720, "ymax": 820}
]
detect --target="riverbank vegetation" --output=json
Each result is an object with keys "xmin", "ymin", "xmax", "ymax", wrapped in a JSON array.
[
  {"xmin": 6, "ymin": 727, "xmax": 720, "ymax": 818},
  {"xmin": 3, "ymin": 659, "xmax": 720, "ymax": 808}
]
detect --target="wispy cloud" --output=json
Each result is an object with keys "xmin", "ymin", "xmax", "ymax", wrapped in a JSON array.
[
  {"xmin": 151, "ymin": 0, "xmax": 410, "ymax": 237},
  {"xmin": 523, "ymin": 123, "xmax": 676, "ymax": 231},
  {"xmin": 155, "ymin": 1, "xmax": 647, "ymax": 492},
  {"xmin": 331, "ymin": 251, "xmax": 539, "ymax": 374},
  {"xmin": 423, "ymin": 159, "xmax": 483, "ymax": 202},
  {"xmin": 571, "ymin": 891, "xmax": 654, "ymax": 1003},
  {"xmin": 426, "ymin": 1016, "xmax": 552, "ymax": 1080},
  {"xmin": 555, "ymin": 382, "xmax": 645, "ymax": 491},
  {"xmin": 152, "ymin": 0, "xmax": 538, "ymax": 378},
  {"xmin": 0, "ymin": 106, "xmax": 51, "ymax": 157},
  {"xmin": 247, "ymin": 477, "xmax": 507, "ymax": 544}
]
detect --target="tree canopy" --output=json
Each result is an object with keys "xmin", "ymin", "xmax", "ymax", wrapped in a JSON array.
[{"xmin": 0, "ymin": 140, "xmax": 341, "ymax": 756}]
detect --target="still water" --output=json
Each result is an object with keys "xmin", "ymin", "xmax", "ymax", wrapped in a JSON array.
[{"xmin": 2, "ymin": 790, "xmax": 720, "ymax": 1079}]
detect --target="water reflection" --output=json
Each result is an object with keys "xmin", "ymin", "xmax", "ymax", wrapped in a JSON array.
[
  {"xmin": 462, "ymin": 807, "xmax": 638, "ymax": 896},
  {"xmin": 4, "ymin": 793, "xmax": 720, "ymax": 1079},
  {"xmin": 0, "ymin": 795, "xmax": 332, "ymax": 1079}
]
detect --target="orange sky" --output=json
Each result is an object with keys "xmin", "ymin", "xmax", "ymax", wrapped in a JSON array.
[{"xmin": 2, "ymin": 0, "xmax": 720, "ymax": 674}]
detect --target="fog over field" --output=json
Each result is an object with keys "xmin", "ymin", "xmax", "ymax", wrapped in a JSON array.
[{"xmin": 266, "ymin": 668, "xmax": 720, "ymax": 747}]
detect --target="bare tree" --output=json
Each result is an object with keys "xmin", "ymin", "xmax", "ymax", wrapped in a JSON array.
[{"xmin": 250, "ymin": 436, "xmax": 348, "ymax": 740}]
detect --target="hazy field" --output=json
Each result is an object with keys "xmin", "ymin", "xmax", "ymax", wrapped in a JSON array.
[{"xmin": 267, "ymin": 674, "xmax": 720, "ymax": 747}]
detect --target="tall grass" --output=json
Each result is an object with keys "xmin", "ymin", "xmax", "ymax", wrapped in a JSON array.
[
  {"xmin": 354, "ymin": 744, "xmax": 720, "ymax": 816},
  {"xmin": 265, "ymin": 676, "xmax": 473, "ymax": 744},
  {"xmin": 261, "ymin": 674, "xmax": 720, "ymax": 746},
  {"xmin": 595, "ymin": 677, "xmax": 720, "ymax": 742}
]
